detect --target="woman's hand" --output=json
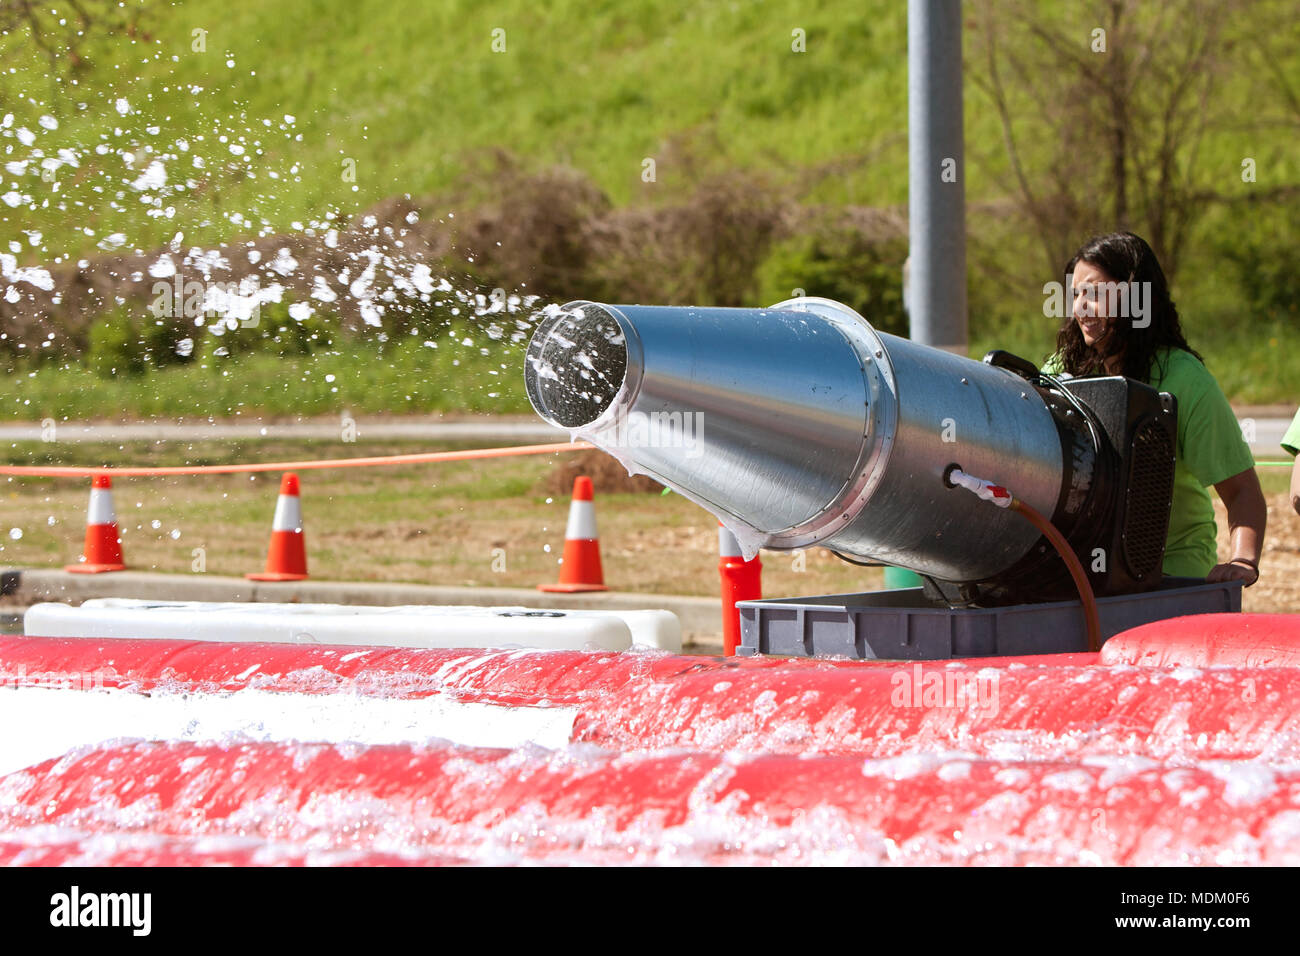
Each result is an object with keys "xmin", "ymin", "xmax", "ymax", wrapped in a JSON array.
[
  {"xmin": 1211, "ymin": 468, "xmax": 1267, "ymax": 587},
  {"xmin": 1208, "ymin": 559, "xmax": 1259, "ymax": 586}
]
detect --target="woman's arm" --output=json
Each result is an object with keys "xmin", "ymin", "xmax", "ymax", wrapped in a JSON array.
[
  {"xmin": 1207, "ymin": 467, "xmax": 1267, "ymax": 585},
  {"xmin": 1291, "ymin": 457, "xmax": 1300, "ymax": 515}
]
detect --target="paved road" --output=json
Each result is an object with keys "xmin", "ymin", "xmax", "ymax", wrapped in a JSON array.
[
  {"xmin": 1241, "ymin": 417, "xmax": 1292, "ymax": 456},
  {"xmin": 0, "ymin": 416, "xmax": 1291, "ymax": 455},
  {"xmin": 0, "ymin": 418, "xmax": 568, "ymax": 444}
]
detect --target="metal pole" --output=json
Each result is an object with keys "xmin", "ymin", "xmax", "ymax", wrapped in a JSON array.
[{"xmin": 908, "ymin": 0, "xmax": 968, "ymax": 351}]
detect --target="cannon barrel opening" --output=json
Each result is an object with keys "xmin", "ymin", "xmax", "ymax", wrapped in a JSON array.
[{"xmin": 525, "ymin": 303, "xmax": 630, "ymax": 430}]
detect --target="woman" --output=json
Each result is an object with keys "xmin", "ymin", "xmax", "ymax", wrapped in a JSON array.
[{"xmin": 1042, "ymin": 232, "xmax": 1265, "ymax": 586}]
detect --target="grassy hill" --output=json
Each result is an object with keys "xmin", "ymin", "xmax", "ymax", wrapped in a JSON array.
[
  {"xmin": 2, "ymin": 1, "xmax": 919, "ymax": 256},
  {"xmin": 1, "ymin": 0, "xmax": 1297, "ymax": 414}
]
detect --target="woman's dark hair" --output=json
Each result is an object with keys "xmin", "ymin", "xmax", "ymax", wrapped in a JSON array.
[{"xmin": 1054, "ymin": 231, "xmax": 1201, "ymax": 382}]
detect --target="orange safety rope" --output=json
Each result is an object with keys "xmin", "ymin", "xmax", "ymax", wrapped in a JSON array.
[{"xmin": 0, "ymin": 441, "xmax": 594, "ymax": 478}]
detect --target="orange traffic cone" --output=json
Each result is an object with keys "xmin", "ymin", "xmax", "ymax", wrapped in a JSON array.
[
  {"xmin": 246, "ymin": 472, "xmax": 309, "ymax": 581},
  {"xmin": 65, "ymin": 474, "xmax": 127, "ymax": 574},
  {"xmin": 539, "ymin": 475, "xmax": 607, "ymax": 592}
]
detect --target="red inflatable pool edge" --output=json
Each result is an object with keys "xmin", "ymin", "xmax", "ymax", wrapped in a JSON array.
[
  {"xmin": 0, "ymin": 636, "xmax": 1099, "ymax": 707},
  {"xmin": 3, "ymin": 738, "xmax": 1298, "ymax": 866},
  {"xmin": 2, "ymin": 614, "xmax": 1299, "ymax": 867},
  {"xmin": 1101, "ymin": 613, "xmax": 1300, "ymax": 668}
]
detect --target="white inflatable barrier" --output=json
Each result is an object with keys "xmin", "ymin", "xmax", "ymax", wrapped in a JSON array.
[{"xmin": 23, "ymin": 600, "xmax": 683, "ymax": 653}]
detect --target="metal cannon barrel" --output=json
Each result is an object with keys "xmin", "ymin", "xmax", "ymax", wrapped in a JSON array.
[{"xmin": 524, "ymin": 297, "xmax": 1066, "ymax": 583}]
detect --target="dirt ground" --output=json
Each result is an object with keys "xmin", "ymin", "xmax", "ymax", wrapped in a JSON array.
[
  {"xmin": 0, "ymin": 440, "xmax": 881, "ymax": 600},
  {"xmin": 1, "ymin": 439, "xmax": 1295, "ymax": 612},
  {"xmin": 1236, "ymin": 490, "xmax": 1300, "ymax": 613}
]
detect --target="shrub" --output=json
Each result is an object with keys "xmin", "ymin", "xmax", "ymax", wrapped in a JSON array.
[
  {"xmin": 1214, "ymin": 199, "xmax": 1300, "ymax": 324},
  {"xmin": 452, "ymin": 151, "xmax": 612, "ymax": 302},
  {"xmin": 200, "ymin": 298, "xmax": 339, "ymax": 362},
  {"xmin": 86, "ymin": 307, "xmax": 195, "ymax": 378},
  {"xmin": 583, "ymin": 172, "xmax": 791, "ymax": 307},
  {"xmin": 752, "ymin": 229, "xmax": 909, "ymax": 334}
]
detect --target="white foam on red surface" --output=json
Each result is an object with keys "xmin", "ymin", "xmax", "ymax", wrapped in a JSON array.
[
  {"xmin": 2, "ymin": 639, "xmax": 1300, "ymax": 866},
  {"xmin": 0, "ymin": 685, "xmax": 576, "ymax": 777},
  {"xmin": 4, "ymin": 739, "xmax": 1300, "ymax": 866}
]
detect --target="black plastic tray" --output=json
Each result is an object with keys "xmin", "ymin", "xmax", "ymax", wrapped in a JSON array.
[{"xmin": 736, "ymin": 578, "xmax": 1242, "ymax": 659}]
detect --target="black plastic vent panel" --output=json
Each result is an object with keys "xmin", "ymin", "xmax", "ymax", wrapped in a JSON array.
[{"xmin": 1122, "ymin": 418, "xmax": 1175, "ymax": 580}]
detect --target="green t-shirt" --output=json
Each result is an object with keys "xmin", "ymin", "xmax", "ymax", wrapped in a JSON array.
[
  {"xmin": 1041, "ymin": 348, "xmax": 1255, "ymax": 578},
  {"xmin": 1283, "ymin": 408, "xmax": 1300, "ymax": 457}
]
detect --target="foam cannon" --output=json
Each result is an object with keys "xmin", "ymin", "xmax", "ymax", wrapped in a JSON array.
[{"xmin": 524, "ymin": 298, "xmax": 1177, "ymax": 605}]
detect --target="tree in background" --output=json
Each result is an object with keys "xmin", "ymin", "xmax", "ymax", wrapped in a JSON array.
[
  {"xmin": 969, "ymin": 0, "xmax": 1300, "ymax": 282},
  {"xmin": 0, "ymin": 0, "xmax": 149, "ymax": 72}
]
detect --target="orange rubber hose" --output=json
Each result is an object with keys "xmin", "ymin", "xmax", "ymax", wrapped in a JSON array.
[
  {"xmin": 0, "ymin": 441, "xmax": 593, "ymax": 478},
  {"xmin": 1010, "ymin": 497, "xmax": 1103, "ymax": 653}
]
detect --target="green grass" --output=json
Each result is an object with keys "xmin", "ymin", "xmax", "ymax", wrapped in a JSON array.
[
  {"xmin": 2, "ymin": 0, "xmax": 1298, "ymax": 411},
  {"xmin": 1191, "ymin": 317, "xmax": 1300, "ymax": 407},
  {"xmin": 4, "ymin": 334, "xmax": 530, "ymax": 421},
  {"xmin": 8, "ymin": 0, "xmax": 1291, "ymax": 259},
  {"xmin": 968, "ymin": 307, "xmax": 1300, "ymax": 408},
  {"xmin": 0, "ymin": 0, "xmax": 916, "ymax": 258},
  {"xmin": 0, "ymin": 439, "xmax": 883, "ymax": 600},
  {"xmin": 7, "ymin": 296, "xmax": 1294, "ymax": 422},
  {"xmin": 0, "ymin": 438, "xmax": 1293, "ymax": 616}
]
